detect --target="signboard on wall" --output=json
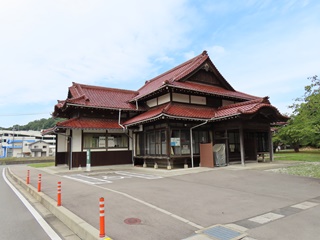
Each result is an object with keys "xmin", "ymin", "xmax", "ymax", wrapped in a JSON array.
[
  {"xmin": 99, "ymin": 136, "xmax": 106, "ymax": 148},
  {"xmin": 181, "ymin": 144, "xmax": 190, "ymax": 154},
  {"xmin": 170, "ymin": 138, "xmax": 180, "ymax": 146},
  {"xmin": 108, "ymin": 136, "xmax": 114, "ymax": 147}
]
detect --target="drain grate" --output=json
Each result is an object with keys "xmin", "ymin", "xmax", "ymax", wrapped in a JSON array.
[
  {"xmin": 124, "ymin": 218, "xmax": 141, "ymax": 225},
  {"xmin": 202, "ymin": 225, "xmax": 245, "ymax": 240}
]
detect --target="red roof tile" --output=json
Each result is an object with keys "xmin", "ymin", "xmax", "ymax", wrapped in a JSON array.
[
  {"xmin": 213, "ymin": 97, "xmax": 288, "ymax": 121},
  {"xmin": 124, "ymin": 103, "xmax": 216, "ymax": 126},
  {"xmin": 124, "ymin": 98, "xmax": 287, "ymax": 126},
  {"xmin": 56, "ymin": 117, "xmax": 122, "ymax": 129},
  {"xmin": 57, "ymin": 82, "xmax": 140, "ymax": 111},
  {"xmin": 170, "ymin": 81, "xmax": 258, "ymax": 101}
]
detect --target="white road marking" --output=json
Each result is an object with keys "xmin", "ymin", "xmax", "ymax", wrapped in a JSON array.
[
  {"xmin": 94, "ymin": 184, "xmax": 203, "ymax": 230},
  {"xmin": 115, "ymin": 171, "xmax": 163, "ymax": 179},
  {"xmin": 249, "ymin": 212, "xmax": 284, "ymax": 224},
  {"xmin": 291, "ymin": 201, "xmax": 319, "ymax": 210},
  {"xmin": 63, "ymin": 171, "xmax": 162, "ymax": 184},
  {"xmin": 2, "ymin": 168, "xmax": 62, "ymax": 240},
  {"xmin": 63, "ymin": 171, "xmax": 201, "ymax": 229}
]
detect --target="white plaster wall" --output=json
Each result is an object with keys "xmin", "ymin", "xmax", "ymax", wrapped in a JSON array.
[
  {"xmin": 146, "ymin": 98, "xmax": 157, "ymax": 107},
  {"xmin": 57, "ymin": 134, "xmax": 67, "ymax": 152},
  {"xmin": 191, "ymin": 95, "xmax": 206, "ymax": 105},
  {"xmin": 22, "ymin": 141, "xmax": 30, "ymax": 153},
  {"xmin": 158, "ymin": 93, "xmax": 170, "ymax": 105},
  {"xmin": 72, "ymin": 129, "xmax": 82, "ymax": 152},
  {"xmin": 172, "ymin": 93, "xmax": 189, "ymax": 103}
]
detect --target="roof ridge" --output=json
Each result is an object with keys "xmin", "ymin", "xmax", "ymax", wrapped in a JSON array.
[
  {"xmin": 172, "ymin": 51, "xmax": 208, "ymax": 82},
  {"xmin": 72, "ymin": 82, "xmax": 138, "ymax": 94},
  {"xmin": 137, "ymin": 51, "xmax": 208, "ymax": 91}
]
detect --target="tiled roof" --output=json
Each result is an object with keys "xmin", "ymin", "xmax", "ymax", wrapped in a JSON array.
[
  {"xmin": 56, "ymin": 117, "xmax": 122, "ymax": 129},
  {"xmin": 170, "ymin": 81, "xmax": 258, "ymax": 101},
  {"xmin": 124, "ymin": 102, "xmax": 216, "ymax": 126},
  {"xmin": 132, "ymin": 51, "xmax": 234, "ymax": 101},
  {"xmin": 56, "ymin": 82, "xmax": 140, "ymax": 111},
  {"xmin": 213, "ymin": 97, "xmax": 288, "ymax": 121},
  {"xmin": 124, "ymin": 98, "xmax": 287, "ymax": 126}
]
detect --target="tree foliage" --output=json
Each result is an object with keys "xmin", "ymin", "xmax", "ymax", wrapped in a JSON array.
[
  {"xmin": 2, "ymin": 117, "xmax": 64, "ymax": 131},
  {"xmin": 274, "ymin": 75, "xmax": 320, "ymax": 151}
]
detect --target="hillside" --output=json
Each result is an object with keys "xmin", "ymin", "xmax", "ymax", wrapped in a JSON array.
[{"xmin": 1, "ymin": 118, "xmax": 64, "ymax": 131}]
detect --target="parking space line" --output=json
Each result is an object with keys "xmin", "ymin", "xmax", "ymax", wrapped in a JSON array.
[
  {"xmin": 94, "ymin": 184, "xmax": 203, "ymax": 230},
  {"xmin": 63, "ymin": 174, "xmax": 112, "ymax": 184},
  {"xmin": 115, "ymin": 171, "xmax": 163, "ymax": 179}
]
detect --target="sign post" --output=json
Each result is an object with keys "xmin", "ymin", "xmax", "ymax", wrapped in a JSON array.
[{"xmin": 86, "ymin": 149, "xmax": 91, "ymax": 172}]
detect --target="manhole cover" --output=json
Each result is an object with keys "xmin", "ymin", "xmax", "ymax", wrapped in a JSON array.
[{"xmin": 124, "ymin": 218, "xmax": 141, "ymax": 225}]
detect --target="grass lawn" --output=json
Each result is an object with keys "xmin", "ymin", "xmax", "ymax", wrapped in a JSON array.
[
  {"xmin": 27, "ymin": 162, "xmax": 55, "ymax": 168},
  {"xmin": 272, "ymin": 149, "xmax": 320, "ymax": 178},
  {"xmin": 271, "ymin": 163, "xmax": 320, "ymax": 178},
  {"xmin": 274, "ymin": 149, "xmax": 320, "ymax": 162}
]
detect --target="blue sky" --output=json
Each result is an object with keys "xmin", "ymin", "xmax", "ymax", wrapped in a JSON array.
[{"xmin": 0, "ymin": 0, "xmax": 319, "ymax": 128}]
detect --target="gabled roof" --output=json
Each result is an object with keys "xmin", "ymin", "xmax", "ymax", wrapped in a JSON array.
[
  {"xmin": 55, "ymin": 117, "xmax": 123, "ymax": 130},
  {"xmin": 132, "ymin": 51, "xmax": 236, "ymax": 101},
  {"xmin": 124, "ymin": 97, "xmax": 288, "ymax": 127},
  {"xmin": 29, "ymin": 140, "xmax": 51, "ymax": 146},
  {"xmin": 54, "ymin": 82, "xmax": 141, "ymax": 115}
]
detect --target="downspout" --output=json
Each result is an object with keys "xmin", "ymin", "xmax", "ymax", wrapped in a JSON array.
[
  {"xmin": 135, "ymin": 100, "xmax": 139, "ymax": 110},
  {"xmin": 190, "ymin": 120, "xmax": 208, "ymax": 168},
  {"xmin": 118, "ymin": 109, "xmax": 125, "ymax": 131},
  {"xmin": 119, "ymin": 109, "xmax": 134, "ymax": 165}
]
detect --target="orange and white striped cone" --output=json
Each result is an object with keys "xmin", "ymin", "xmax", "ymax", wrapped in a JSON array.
[
  {"xmin": 57, "ymin": 182, "xmax": 62, "ymax": 206},
  {"xmin": 99, "ymin": 197, "xmax": 105, "ymax": 238},
  {"xmin": 26, "ymin": 170, "xmax": 30, "ymax": 184},
  {"xmin": 37, "ymin": 174, "xmax": 41, "ymax": 192}
]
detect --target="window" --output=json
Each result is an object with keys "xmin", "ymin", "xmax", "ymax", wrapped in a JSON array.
[
  {"xmin": 192, "ymin": 130, "xmax": 209, "ymax": 154},
  {"xmin": 43, "ymin": 146, "xmax": 47, "ymax": 149},
  {"xmin": 136, "ymin": 133, "xmax": 145, "ymax": 156},
  {"xmin": 170, "ymin": 130, "xmax": 190, "ymax": 155},
  {"xmin": 228, "ymin": 131, "xmax": 240, "ymax": 153},
  {"xmin": 146, "ymin": 130, "xmax": 166, "ymax": 156},
  {"xmin": 107, "ymin": 134, "xmax": 128, "ymax": 148},
  {"xmin": 83, "ymin": 133, "xmax": 106, "ymax": 149},
  {"xmin": 257, "ymin": 132, "xmax": 269, "ymax": 152}
]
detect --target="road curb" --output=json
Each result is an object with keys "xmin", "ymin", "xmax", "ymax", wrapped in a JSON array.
[{"xmin": 6, "ymin": 167, "xmax": 109, "ymax": 240}]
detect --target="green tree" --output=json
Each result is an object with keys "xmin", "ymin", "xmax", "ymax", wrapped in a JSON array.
[
  {"xmin": 2, "ymin": 117, "xmax": 65, "ymax": 131},
  {"xmin": 274, "ymin": 75, "xmax": 320, "ymax": 151}
]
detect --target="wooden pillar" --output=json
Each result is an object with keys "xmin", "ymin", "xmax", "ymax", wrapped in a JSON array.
[
  {"xmin": 239, "ymin": 125, "xmax": 245, "ymax": 166},
  {"xmin": 268, "ymin": 128, "xmax": 274, "ymax": 162}
]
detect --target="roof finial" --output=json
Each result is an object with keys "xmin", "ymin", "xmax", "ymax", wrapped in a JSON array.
[{"xmin": 202, "ymin": 50, "xmax": 208, "ymax": 56}]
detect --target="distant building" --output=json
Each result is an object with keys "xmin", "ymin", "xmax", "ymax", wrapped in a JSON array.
[
  {"xmin": 28, "ymin": 140, "xmax": 54, "ymax": 157},
  {"xmin": 0, "ymin": 130, "xmax": 56, "ymax": 158}
]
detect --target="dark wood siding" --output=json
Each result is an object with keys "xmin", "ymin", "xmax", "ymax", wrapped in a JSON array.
[
  {"xmin": 55, "ymin": 152, "xmax": 68, "ymax": 166},
  {"xmin": 56, "ymin": 150, "xmax": 132, "ymax": 168}
]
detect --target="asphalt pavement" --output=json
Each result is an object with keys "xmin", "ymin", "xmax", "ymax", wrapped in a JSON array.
[{"xmin": 6, "ymin": 162, "xmax": 320, "ymax": 240}]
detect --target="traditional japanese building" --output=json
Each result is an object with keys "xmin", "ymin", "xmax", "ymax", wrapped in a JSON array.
[{"xmin": 46, "ymin": 51, "xmax": 288, "ymax": 169}]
